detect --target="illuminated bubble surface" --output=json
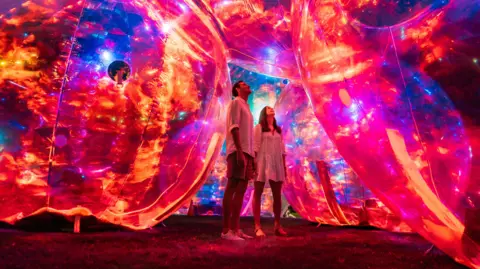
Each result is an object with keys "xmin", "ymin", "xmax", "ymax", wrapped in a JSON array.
[
  {"xmin": 292, "ymin": 0, "xmax": 478, "ymax": 266},
  {"xmin": 178, "ymin": 152, "xmax": 256, "ymax": 217},
  {"xmin": 0, "ymin": 0, "xmax": 230, "ymax": 229},
  {"xmin": 338, "ymin": 0, "xmax": 438, "ymax": 27},
  {"xmin": 275, "ymin": 84, "xmax": 411, "ymax": 231},
  {"xmin": 275, "ymin": 84, "xmax": 345, "ymax": 225},
  {"xmin": 415, "ymin": 0, "xmax": 480, "ymax": 262},
  {"xmin": 202, "ymin": 0, "xmax": 300, "ymax": 80}
]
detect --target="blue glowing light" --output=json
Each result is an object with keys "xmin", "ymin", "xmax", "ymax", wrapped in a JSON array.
[
  {"xmin": 101, "ymin": 51, "xmax": 113, "ymax": 62},
  {"xmin": 265, "ymin": 47, "xmax": 277, "ymax": 60},
  {"xmin": 349, "ymin": 103, "xmax": 359, "ymax": 121},
  {"xmin": 178, "ymin": 111, "xmax": 186, "ymax": 120},
  {"xmin": 9, "ymin": 120, "xmax": 26, "ymax": 131}
]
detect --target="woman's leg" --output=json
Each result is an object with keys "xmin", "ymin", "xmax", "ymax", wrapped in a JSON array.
[
  {"xmin": 253, "ymin": 181, "xmax": 265, "ymax": 231},
  {"xmin": 269, "ymin": 180, "xmax": 283, "ymax": 228},
  {"xmin": 270, "ymin": 180, "xmax": 287, "ymax": 236}
]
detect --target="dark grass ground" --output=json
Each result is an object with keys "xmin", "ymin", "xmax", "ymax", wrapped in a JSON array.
[{"xmin": 0, "ymin": 214, "xmax": 467, "ymax": 269}]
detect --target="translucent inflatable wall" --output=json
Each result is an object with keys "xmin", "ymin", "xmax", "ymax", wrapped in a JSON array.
[
  {"xmin": 291, "ymin": 0, "xmax": 480, "ymax": 267},
  {"xmin": 277, "ymin": 84, "xmax": 411, "ymax": 232},
  {"xmin": 0, "ymin": 0, "xmax": 231, "ymax": 230}
]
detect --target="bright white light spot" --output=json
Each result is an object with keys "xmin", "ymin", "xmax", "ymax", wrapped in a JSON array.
[
  {"xmin": 162, "ymin": 22, "xmax": 172, "ymax": 33},
  {"xmin": 265, "ymin": 47, "xmax": 277, "ymax": 61},
  {"xmin": 179, "ymin": 3, "xmax": 188, "ymax": 12},
  {"xmin": 216, "ymin": 1, "xmax": 232, "ymax": 8},
  {"xmin": 101, "ymin": 51, "xmax": 112, "ymax": 61}
]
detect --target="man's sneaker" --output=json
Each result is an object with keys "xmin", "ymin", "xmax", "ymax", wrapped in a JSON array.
[
  {"xmin": 236, "ymin": 230, "xmax": 254, "ymax": 239},
  {"xmin": 221, "ymin": 230, "xmax": 244, "ymax": 241}
]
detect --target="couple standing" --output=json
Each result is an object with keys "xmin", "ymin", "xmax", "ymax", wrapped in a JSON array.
[{"xmin": 221, "ymin": 81, "xmax": 288, "ymax": 240}]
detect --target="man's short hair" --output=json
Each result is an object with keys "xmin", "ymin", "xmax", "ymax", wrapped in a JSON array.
[{"xmin": 232, "ymin": 80, "xmax": 244, "ymax": 97}]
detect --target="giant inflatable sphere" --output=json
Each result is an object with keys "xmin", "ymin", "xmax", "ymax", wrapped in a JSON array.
[
  {"xmin": 0, "ymin": 0, "xmax": 230, "ymax": 229},
  {"xmin": 291, "ymin": 0, "xmax": 479, "ymax": 267}
]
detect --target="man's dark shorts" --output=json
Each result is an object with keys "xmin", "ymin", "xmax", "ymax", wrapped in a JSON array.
[{"xmin": 226, "ymin": 151, "xmax": 254, "ymax": 180}]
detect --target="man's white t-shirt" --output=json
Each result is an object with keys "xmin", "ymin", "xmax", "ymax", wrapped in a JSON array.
[{"xmin": 226, "ymin": 97, "xmax": 254, "ymax": 158}]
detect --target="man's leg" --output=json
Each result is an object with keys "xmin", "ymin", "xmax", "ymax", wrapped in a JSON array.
[
  {"xmin": 230, "ymin": 178, "xmax": 248, "ymax": 233},
  {"xmin": 222, "ymin": 177, "xmax": 239, "ymax": 234},
  {"xmin": 231, "ymin": 153, "xmax": 254, "ymax": 233}
]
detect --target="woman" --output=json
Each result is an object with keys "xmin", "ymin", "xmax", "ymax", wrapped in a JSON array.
[{"xmin": 253, "ymin": 106, "xmax": 288, "ymax": 237}]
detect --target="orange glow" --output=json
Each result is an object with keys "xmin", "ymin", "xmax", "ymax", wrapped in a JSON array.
[{"xmin": 0, "ymin": 0, "xmax": 230, "ymax": 230}]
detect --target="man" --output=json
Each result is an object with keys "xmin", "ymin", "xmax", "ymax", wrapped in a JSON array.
[{"xmin": 222, "ymin": 81, "xmax": 255, "ymax": 240}]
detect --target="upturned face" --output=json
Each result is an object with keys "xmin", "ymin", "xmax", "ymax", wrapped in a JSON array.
[
  {"xmin": 237, "ymin": 81, "xmax": 252, "ymax": 96},
  {"xmin": 265, "ymin": 106, "xmax": 275, "ymax": 116}
]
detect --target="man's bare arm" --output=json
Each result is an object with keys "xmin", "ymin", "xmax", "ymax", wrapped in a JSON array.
[{"xmin": 231, "ymin": 128, "xmax": 242, "ymax": 152}]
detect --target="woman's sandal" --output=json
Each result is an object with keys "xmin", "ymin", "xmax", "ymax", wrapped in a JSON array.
[
  {"xmin": 274, "ymin": 227, "xmax": 288, "ymax": 237},
  {"xmin": 255, "ymin": 228, "xmax": 266, "ymax": 238}
]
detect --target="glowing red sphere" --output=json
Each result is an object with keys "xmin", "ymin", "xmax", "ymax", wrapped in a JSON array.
[{"xmin": 0, "ymin": 0, "xmax": 230, "ymax": 229}]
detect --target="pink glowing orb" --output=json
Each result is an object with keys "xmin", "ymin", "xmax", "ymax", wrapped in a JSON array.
[{"xmin": 291, "ymin": 0, "xmax": 478, "ymax": 267}]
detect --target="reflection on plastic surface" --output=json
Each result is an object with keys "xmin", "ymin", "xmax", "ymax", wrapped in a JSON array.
[
  {"xmin": 276, "ymin": 84, "xmax": 411, "ymax": 232},
  {"xmin": 291, "ymin": 0, "xmax": 479, "ymax": 267},
  {"xmin": 0, "ymin": 0, "xmax": 230, "ymax": 229},
  {"xmin": 199, "ymin": 0, "xmax": 299, "ymax": 80}
]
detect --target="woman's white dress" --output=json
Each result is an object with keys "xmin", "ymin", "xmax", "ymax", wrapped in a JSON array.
[{"xmin": 254, "ymin": 124, "xmax": 286, "ymax": 183}]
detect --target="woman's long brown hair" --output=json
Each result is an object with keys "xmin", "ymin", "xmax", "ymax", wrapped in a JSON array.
[{"xmin": 259, "ymin": 106, "xmax": 281, "ymax": 134}]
